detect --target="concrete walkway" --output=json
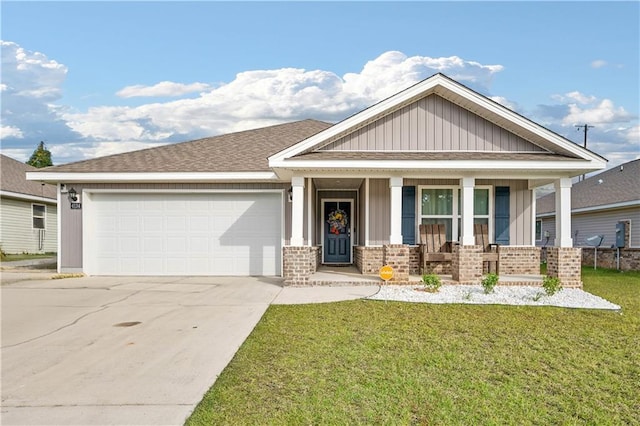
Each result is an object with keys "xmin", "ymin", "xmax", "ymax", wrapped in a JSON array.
[{"xmin": 0, "ymin": 271, "xmax": 379, "ymax": 425}]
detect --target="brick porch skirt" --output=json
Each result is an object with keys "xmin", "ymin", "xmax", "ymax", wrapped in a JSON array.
[{"xmin": 288, "ymin": 245, "xmax": 573, "ymax": 287}]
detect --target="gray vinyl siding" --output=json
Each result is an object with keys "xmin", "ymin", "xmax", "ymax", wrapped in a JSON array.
[
  {"xmin": 60, "ymin": 182, "xmax": 289, "ymax": 271},
  {"xmin": 537, "ymin": 218, "xmax": 556, "ymax": 248},
  {"xmin": 321, "ymin": 95, "xmax": 547, "ymax": 153},
  {"xmin": 368, "ymin": 179, "xmax": 390, "ymax": 245},
  {"xmin": 0, "ymin": 197, "xmax": 57, "ymax": 254},
  {"xmin": 538, "ymin": 207, "xmax": 640, "ymax": 248}
]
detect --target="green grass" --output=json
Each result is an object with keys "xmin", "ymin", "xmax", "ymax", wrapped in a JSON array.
[
  {"xmin": 187, "ymin": 268, "xmax": 640, "ymax": 425},
  {"xmin": 0, "ymin": 252, "xmax": 56, "ymax": 262}
]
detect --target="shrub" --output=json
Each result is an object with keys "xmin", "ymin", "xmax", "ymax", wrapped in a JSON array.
[
  {"xmin": 542, "ymin": 275, "xmax": 562, "ymax": 296},
  {"xmin": 481, "ymin": 273, "xmax": 499, "ymax": 294},
  {"xmin": 422, "ymin": 274, "xmax": 441, "ymax": 292}
]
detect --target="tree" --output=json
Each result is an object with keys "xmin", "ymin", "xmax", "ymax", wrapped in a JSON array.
[{"xmin": 26, "ymin": 141, "xmax": 53, "ymax": 168}]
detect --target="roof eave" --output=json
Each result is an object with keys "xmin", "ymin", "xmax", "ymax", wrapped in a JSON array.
[
  {"xmin": 26, "ymin": 171, "xmax": 282, "ymax": 184},
  {"xmin": 271, "ymin": 157, "xmax": 605, "ymax": 172},
  {"xmin": 0, "ymin": 190, "xmax": 57, "ymax": 203}
]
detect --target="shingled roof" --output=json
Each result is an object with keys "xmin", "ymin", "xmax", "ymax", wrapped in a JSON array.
[
  {"xmin": 38, "ymin": 119, "xmax": 331, "ymax": 173},
  {"xmin": 537, "ymin": 159, "xmax": 640, "ymax": 214},
  {"xmin": 0, "ymin": 154, "xmax": 57, "ymax": 200}
]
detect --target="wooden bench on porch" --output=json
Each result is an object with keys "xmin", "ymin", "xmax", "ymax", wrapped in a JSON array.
[
  {"xmin": 419, "ymin": 223, "xmax": 453, "ymax": 273},
  {"xmin": 474, "ymin": 223, "xmax": 499, "ymax": 274}
]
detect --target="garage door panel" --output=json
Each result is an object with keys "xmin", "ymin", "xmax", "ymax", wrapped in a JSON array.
[{"xmin": 87, "ymin": 192, "xmax": 281, "ymax": 276}]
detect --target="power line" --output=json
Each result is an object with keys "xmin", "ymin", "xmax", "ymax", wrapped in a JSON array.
[{"xmin": 575, "ymin": 124, "xmax": 594, "ymax": 181}]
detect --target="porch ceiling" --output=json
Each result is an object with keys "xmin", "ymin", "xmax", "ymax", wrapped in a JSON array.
[{"xmin": 313, "ymin": 177, "xmax": 363, "ymax": 190}]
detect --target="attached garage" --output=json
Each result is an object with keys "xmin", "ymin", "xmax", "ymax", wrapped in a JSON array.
[{"xmin": 83, "ymin": 191, "xmax": 283, "ymax": 276}]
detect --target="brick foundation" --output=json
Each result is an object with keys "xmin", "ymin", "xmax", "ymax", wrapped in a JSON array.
[
  {"xmin": 499, "ymin": 246, "xmax": 541, "ymax": 275},
  {"xmin": 383, "ymin": 244, "xmax": 410, "ymax": 283},
  {"xmin": 547, "ymin": 247, "xmax": 582, "ymax": 288},
  {"xmin": 452, "ymin": 244, "xmax": 483, "ymax": 284},
  {"xmin": 283, "ymin": 246, "xmax": 315, "ymax": 286}
]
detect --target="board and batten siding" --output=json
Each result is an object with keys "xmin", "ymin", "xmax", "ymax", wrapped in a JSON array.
[
  {"xmin": 321, "ymin": 95, "xmax": 547, "ymax": 153},
  {"xmin": 60, "ymin": 182, "xmax": 290, "ymax": 271},
  {"xmin": 368, "ymin": 179, "xmax": 391, "ymax": 245},
  {"xmin": 0, "ymin": 197, "xmax": 57, "ymax": 253}
]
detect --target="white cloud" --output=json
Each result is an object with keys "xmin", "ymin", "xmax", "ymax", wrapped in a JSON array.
[
  {"xmin": 1, "ymin": 125, "xmax": 24, "ymax": 138},
  {"xmin": 489, "ymin": 96, "xmax": 519, "ymax": 112},
  {"xmin": 623, "ymin": 125, "xmax": 640, "ymax": 144},
  {"xmin": 343, "ymin": 51, "xmax": 503, "ymax": 101},
  {"xmin": 562, "ymin": 97, "xmax": 633, "ymax": 126},
  {"xmin": 591, "ymin": 59, "xmax": 607, "ymax": 69},
  {"xmin": 0, "ymin": 40, "xmax": 80, "ymax": 148},
  {"xmin": 116, "ymin": 81, "xmax": 212, "ymax": 98},
  {"xmin": 551, "ymin": 91, "xmax": 597, "ymax": 105},
  {"xmin": 1, "ymin": 40, "xmax": 67, "ymax": 101},
  {"xmin": 62, "ymin": 51, "xmax": 505, "ymax": 144}
]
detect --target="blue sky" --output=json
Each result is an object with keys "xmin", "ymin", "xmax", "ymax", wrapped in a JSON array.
[{"xmin": 1, "ymin": 1, "xmax": 638, "ymax": 167}]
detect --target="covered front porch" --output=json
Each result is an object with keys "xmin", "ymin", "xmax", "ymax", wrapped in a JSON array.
[{"xmin": 282, "ymin": 175, "xmax": 581, "ymax": 288}]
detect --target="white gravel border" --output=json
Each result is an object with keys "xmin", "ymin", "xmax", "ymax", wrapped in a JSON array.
[{"xmin": 367, "ymin": 285, "xmax": 621, "ymax": 310}]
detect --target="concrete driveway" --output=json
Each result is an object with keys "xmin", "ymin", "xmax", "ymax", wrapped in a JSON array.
[{"xmin": 1, "ymin": 272, "xmax": 379, "ymax": 425}]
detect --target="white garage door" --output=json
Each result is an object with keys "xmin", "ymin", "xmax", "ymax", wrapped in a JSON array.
[{"xmin": 84, "ymin": 192, "xmax": 282, "ymax": 276}]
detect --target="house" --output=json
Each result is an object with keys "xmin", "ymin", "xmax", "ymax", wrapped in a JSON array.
[
  {"xmin": 27, "ymin": 74, "xmax": 606, "ymax": 286},
  {"xmin": 536, "ymin": 159, "xmax": 640, "ymax": 270},
  {"xmin": 1, "ymin": 154, "xmax": 57, "ymax": 254}
]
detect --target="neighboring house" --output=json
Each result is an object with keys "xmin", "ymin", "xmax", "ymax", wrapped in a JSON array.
[
  {"xmin": 536, "ymin": 159, "xmax": 640, "ymax": 270},
  {"xmin": 1, "ymin": 154, "xmax": 58, "ymax": 254},
  {"xmin": 28, "ymin": 74, "xmax": 606, "ymax": 286}
]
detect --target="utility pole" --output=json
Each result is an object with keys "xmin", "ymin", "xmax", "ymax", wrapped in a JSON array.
[{"xmin": 575, "ymin": 124, "xmax": 594, "ymax": 181}]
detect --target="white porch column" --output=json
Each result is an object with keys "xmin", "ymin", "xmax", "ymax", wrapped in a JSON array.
[
  {"xmin": 460, "ymin": 177, "xmax": 475, "ymax": 246},
  {"xmin": 554, "ymin": 177, "xmax": 573, "ymax": 247},
  {"xmin": 389, "ymin": 177, "xmax": 403, "ymax": 244},
  {"xmin": 290, "ymin": 176, "xmax": 305, "ymax": 246}
]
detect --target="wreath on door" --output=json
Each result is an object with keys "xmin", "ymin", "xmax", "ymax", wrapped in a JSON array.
[{"xmin": 327, "ymin": 209, "xmax": 348, "ymax": 235}]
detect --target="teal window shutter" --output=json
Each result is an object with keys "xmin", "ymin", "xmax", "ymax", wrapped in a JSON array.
[
  {"xmin": 495, "ymin": 186, "xmax": 510, "ymax": 245},
  {"xmin": 402, "ymin": 186, "xmax": 416, "ymax": 244}
]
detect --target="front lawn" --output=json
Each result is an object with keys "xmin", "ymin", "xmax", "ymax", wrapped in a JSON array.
[
  {"xmin": 187, "ymin": 268, "xmax": 640, "ymax": 425},
  {"xmin": 0, "ymin": 252, "xmax": 56, "ymax": 262}
]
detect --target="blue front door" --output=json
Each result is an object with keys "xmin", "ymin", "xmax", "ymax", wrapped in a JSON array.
[{"xmin": 324, "ymin": 201, "xmax": 351, "ymax": 263}]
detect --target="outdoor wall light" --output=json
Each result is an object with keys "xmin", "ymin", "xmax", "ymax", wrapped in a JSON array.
[
  {"xmin": 68, "ymin": 188, "xmax": 78, "ymax": 203},
  {"xmin": 287, "ymin": 187, "xmax": 293, "ymax": 202}
]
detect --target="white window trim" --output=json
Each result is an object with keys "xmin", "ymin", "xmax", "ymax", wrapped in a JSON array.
[
  {"xmin": 32, "ymin": 203, "xmax": 46, "ymax": 230},
  {"xmin": 417, "ymin": 185, "xmax": 493, "ymax": 242}
]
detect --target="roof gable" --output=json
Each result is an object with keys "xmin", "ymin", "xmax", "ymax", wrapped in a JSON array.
[{"xmin": 269, "ymin": 73, "xmax": 606, "ymax": 166}]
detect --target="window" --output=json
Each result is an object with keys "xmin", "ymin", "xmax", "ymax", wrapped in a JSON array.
[
  {"xmin": 535, "ymin": 219, "xmax": 542, "ymax": 241},
  {"xmin": 32, "ymin": 204, "xmax": 46, "ymax": 229},
  {"xmin": 420, "ymin": 186, "xmax": 491, "ymax": 241}
]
